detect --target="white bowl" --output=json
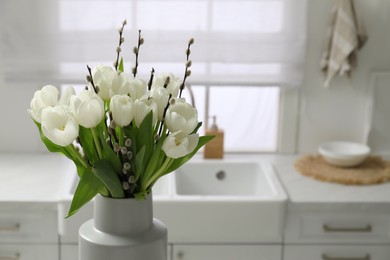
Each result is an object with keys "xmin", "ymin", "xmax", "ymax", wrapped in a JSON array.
[{"xmin": 318, "ymin": 141, "xmax": 371, "ymax": 167}]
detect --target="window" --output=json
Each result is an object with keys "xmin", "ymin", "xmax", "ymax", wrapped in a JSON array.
[{"xmin": 2, "ymin": 0, "xmax": 307, "ymax": 152}]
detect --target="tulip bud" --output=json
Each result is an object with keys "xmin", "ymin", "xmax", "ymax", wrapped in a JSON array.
[
  {"xmin": 110, "ymin": 95, "xmax": 134, "ymax": 127},
  {"xmin": 70, "ymin": 90, "xmax": 104, "ymax": 128},
  {"xmin": 133, "ymin": 98, "xmax": 158, "ymax": 128},
  {"xmin": 27, "ymin": 85, "xmax": 59, "ymax": 123},
  {"xmin": 92, "ymin": 65, "xmax": 119, "ymax": 100}
]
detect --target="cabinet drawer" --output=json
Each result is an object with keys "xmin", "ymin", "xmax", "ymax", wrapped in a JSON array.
[
  {"xmin": 60, "ymin": 245, "xmax": 77, "ymax": 260},
  {"xmin": 284, "ymin": 245, "xmax": 390, "ymax": 260},
  {"xmin": 0, "ymin": 206, "xmax": 57, "ymax": 243},
  {"xmin": 173, "ymin": 244, "xmax": 282, "ymax": 260},
  {"xmin": 0, "ymin": 244, "xmax": 58, "ymax": 260},
  {"xmin": 285, "ymin": 212, "xmax": 390, "ymax": 244}
]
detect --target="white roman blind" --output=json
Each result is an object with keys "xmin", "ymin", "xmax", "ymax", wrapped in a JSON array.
[{"xmin": 1, "ymin": 0, "xmax": 307, "ymax": 87}]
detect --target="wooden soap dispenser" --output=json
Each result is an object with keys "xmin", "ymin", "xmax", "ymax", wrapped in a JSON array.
[{"xmin": 204, "ymin": 115, "xmax": 224, "ymax": 159}]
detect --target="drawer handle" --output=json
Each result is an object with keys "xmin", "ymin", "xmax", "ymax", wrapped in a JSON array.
[
  {"xmin": 0, "ymin": 253, "xmax": 20, "ymax": 260},
  {"xmin": 322, "ymin": 254, "xmax": 370, "ymax": 260},
  {"xmin": 323, "ymin": 224, "xmax": 372, "ymax": 233},
  {"xmin": 0, "ymin": 223, "xmax": 20, "ymax": 232}
]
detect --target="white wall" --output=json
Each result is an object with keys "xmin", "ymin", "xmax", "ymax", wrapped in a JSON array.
[{"xmin": 297, "ymin": 0, "xmax": 390, "ymax": 153}]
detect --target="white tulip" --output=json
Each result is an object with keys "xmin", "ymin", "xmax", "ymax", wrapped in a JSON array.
[
  {"xmin": 128, "ymin": 78, "xmax": 148, "ymax": 100},
  {"xmin": 112, "ymin": 72, "xmax": 133, "ymax": 95},
  {"xmin": 133, "ymin": 98, "xmax": 158, "ymax": 128},
  {"xmin": 41, "ymin": 106, "xmax": 79, "ymax": 147},
  {"xmin": 92, "ymin": 66, "xmax": 118, "ymax": 101},
  {"xmin": 165, "ymin": 99, "xmax": 198, "ymax": 137},
  {"xmin": 70, "ymin": 90, "xmax": 105, "ymax": 128},
  {"xmin": 162, "ymin": 132, "xmax": 199, "ymax": 159},
  {"xmin": 152, "ymin": 73, "xmax": 181, "ymax": 97},
  {"xmin": 58, "ymin": 86, "xmax": 76, "ymax": 106},
  {"xmin": 28, "ymin": 85, "xmax": 59, "ymax": 123},
  {"xmin": 110, "ymin": 95, "xmax": 134, "ymax": 127},
  {"xmin": 150, "ymin": 86, "xmax": 169, "ymax": 121}
]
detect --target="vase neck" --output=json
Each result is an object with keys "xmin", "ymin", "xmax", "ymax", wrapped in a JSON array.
[{"xmin": 94, "ymin": 194, "xmax": 153, "ymax": 235}]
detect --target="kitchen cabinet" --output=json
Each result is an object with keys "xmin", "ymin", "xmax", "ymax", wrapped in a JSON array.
[
  {"xmin": 270, "ymin": 155, "xmax": 390, "ymax": 260},
  {"xmin": 172, "ymin": 245, "xmax": 282, "ymax": 260},
  {"xmin": 284, "ymin": 245, "xmax": 390, "ymax": 260},
  {"xmin": 283, "ymin": 207, "xmax": 390, "ymax": 259},
  {"xmin": 0, "ymin": 203, "xmax": 59, "ymax": 260},
  {"xmin": 2, "ymin": 154, "xmax": 390, "ymax": 260}
]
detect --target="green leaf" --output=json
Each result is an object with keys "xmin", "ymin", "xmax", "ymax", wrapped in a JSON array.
[
  {"xmin": 96, "ymin": 122, "xmax": 122, "ymax": 175},
  {"xmin": 33, "ymin": 121, "xmax": 85, "ymax": 176},
  {"xmin": 118, "ymin": 57, "xmax": 124, "ymax": 72},
  {"xmin": 92, "ymin": 159, "xmax": 125, "ymax": 198},
  {"xmin": 142, "ymin": 130, "xmax": 166, "ymax": 185},
  {"xmin": 192, "ymin": 122, "xmax": 202, "ymax": 134},
  {"xmin": 137, "ymin": 111, "xmax": 154, "ymax": 158},
  {"xmin": 78, "ymin": 126, "xmax": 99, "ymax": 164},
  {"xmin": 134, "ymin": 189, "xmax": 150, "ymax": 200},
  {"xmin": 164, "ymin": 135, "xmax": 215, "ymax": 174},
  {"xmin": 134, "ymin": 145, "xmax": 146, "ymax": 182},
  {"xmin": 124, "ymin": 125, "xmax": 138, "ymax": 154},
  {"xmin": 135, "ymin": 111, "xmax": 154, "ymax": 177},
  {"xmin": 66, "ymin": 167, "xmax": 103, "ymax": 218},
  {"xmin": 141, "ymin": 147, "xmax": 161, "ymax": 187},
  {"xmin": 34, "ymin": 121, "xmax": 65, "ymax": 153}
]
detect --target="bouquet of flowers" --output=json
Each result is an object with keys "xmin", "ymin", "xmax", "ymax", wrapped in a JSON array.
[{"xmin": 28, "ymin": 21, "xmax": 213, "ymax": 217}]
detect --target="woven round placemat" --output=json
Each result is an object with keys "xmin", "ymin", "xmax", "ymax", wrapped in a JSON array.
[{"xmin": 295, "ymin": 155, "xmax": 390, "ymax": 185}]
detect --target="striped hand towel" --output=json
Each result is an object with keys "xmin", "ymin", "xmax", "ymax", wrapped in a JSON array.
[{"xmin": 320, "ymin": 0, "xmax": 367, "ymax": 87}]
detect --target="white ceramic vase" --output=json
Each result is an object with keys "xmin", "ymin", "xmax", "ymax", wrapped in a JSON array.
[{"xmin": 79, "ymin": 193, "xmax": 167, "ymax": 260}]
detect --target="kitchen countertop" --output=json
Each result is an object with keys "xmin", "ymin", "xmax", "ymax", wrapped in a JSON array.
[
  {"xmin": 1, "ymin": 152, "xmax": 390, "ymax": 207},
  {"xmin": 267, "ymin": 154, "xmax": 390, "ymax": 204},
  {"xmin": 0, "ymin": 152, "xmax": 75, "ymax": 202}
]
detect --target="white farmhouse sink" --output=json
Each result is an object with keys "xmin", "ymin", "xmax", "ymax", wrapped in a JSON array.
[
  {"xmin": 174, "ymin": 161, "xmax": 277, "ymax": 197},
  {"xmin": 58, "ymin": 158, "xmax": 287, "ymax": 244}
]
